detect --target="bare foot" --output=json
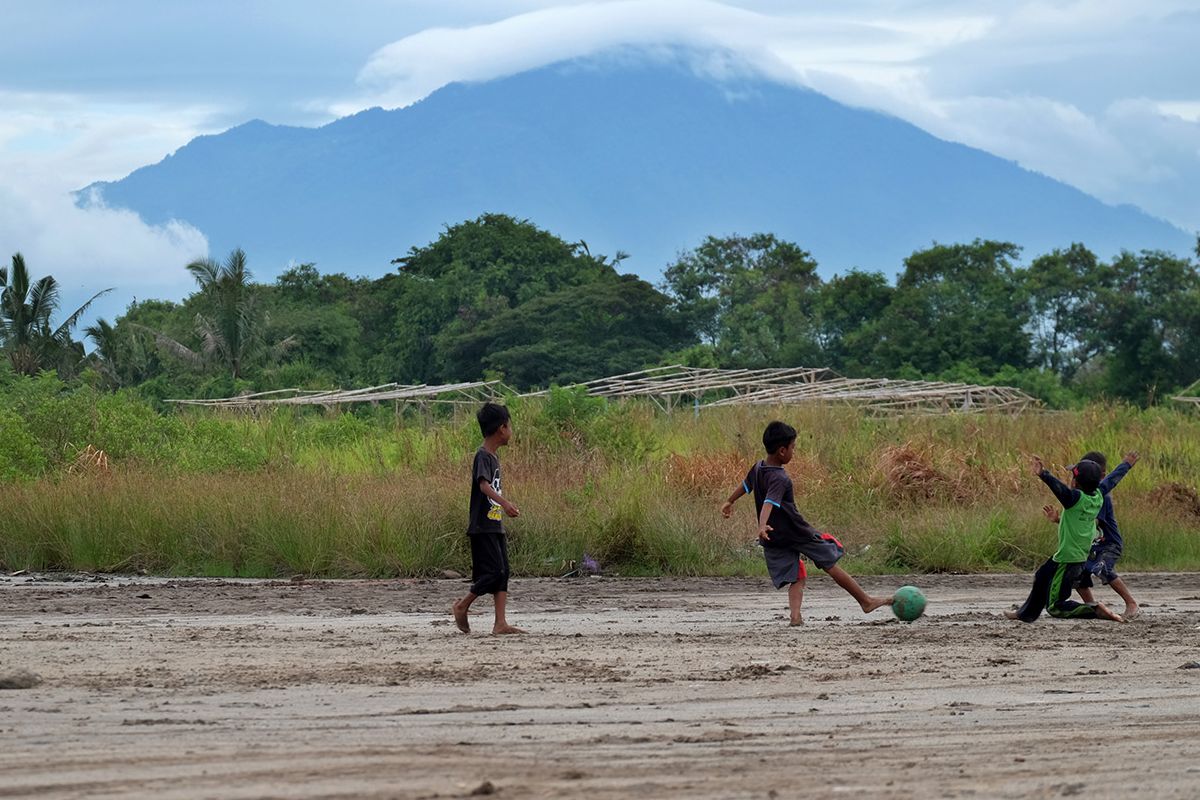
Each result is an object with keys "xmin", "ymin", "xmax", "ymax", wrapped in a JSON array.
[
  {"xmin": 1123, "ymin": 605, "xmax": 1140, "ymax": 620},
  {"xmin": 452, "ymin": 603, "xmax": 470, "ymax": 634},
  {"xmin": 492, "ymin": 624, "xmax": 526, "ymax": 635},
  {"xmin": 1094, "ymin": 603, "xmax": 1124, "ymax": 623},
  {"xmin": 789, "ymin": 614, "xmax": 804, "ymax": 626},
  {"xmin": 861, "ymin": 596, "xmax": 892, "ymax": 614},
  {"xmin": 1003, "ymin": 609, "xmax": 1022, "ymax": 620}
]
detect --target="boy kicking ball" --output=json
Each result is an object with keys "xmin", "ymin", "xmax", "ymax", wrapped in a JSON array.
[{"xmin": 722, "ymin": 421, "xmax": 892, "ymax": 626}]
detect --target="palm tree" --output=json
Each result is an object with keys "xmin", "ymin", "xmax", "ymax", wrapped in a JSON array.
[
  {"xmin": 84, "ymin": 317, "xmax": 124, "ymax": 386},
  {"xmin": 144, "ymin": 248, "xmax": 295, "ymax": 379},
  {"xmin": 0, "ymin": 252, "xmax": 112, "ymax": 376}
]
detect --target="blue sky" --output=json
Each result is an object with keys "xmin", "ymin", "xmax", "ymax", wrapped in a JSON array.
[{"xmin": 1, "ymin": 0, "xmax": 1197, "ymax": 306}]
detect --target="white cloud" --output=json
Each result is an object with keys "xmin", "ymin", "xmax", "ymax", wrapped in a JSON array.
[
  {"xmin": 337, "ymin": 0, "xmax": 992, "ymax": 114},
  {"xmin": 334, "ymin": 0, "xmax": 1200, "ymax": 234},
  {"xmin": 0, "ymin": 91, "xmax": 213, "ymax": 318}
]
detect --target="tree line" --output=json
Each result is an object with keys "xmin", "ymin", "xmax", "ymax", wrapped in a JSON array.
[{"xmin": 3, "ymin": 213, "xmax": 1199, "ymax": 406}]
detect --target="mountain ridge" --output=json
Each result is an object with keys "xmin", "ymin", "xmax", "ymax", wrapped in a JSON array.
[{"xmin": 83, "ymin": 57, "xmax": 1194, "ymax": 280}]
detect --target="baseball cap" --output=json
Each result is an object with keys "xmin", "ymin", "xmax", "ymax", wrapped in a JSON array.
[{"xmin": 1069, "ymin": 459, "xmax": 1104, "ymax": 491}]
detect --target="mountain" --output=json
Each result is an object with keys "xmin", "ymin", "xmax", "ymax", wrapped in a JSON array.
[{"xmin": 84, "ymin": 57, "xmax": 1194, "ymax": 281}]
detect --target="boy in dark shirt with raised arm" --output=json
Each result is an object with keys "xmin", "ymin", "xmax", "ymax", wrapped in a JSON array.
[
  {"xmin": 721, "ymin": 421, "xmax": 892, "ymax": 626},
  {"xmin": 452, "ymin": 402, "xmax": 524, "ymax": 635},
  {"xmin": 1072, "ymin": 450, "xmax": 1140, "ymax": 619},
  {"xmin": 1007, "ymin": 456, "xmax": 1123, "ymax": 623}
]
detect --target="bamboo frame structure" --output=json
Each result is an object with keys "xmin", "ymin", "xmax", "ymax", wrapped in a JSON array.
[
  {"xmin": 531, "ymin": 365, "xmax": 1037, "ymax": 415},
  {"xmin": 166, "ymin": 380, "xmax": 509, "ymax": 410},
  {"xmin": 521, "ymin": 365, "xmax": 835, "ymax": 412},
  {"xmin": 167, "ymin": 366, "xmax": 1038, "ymax": 416},
  {"xmin": 1173, "ymin": 379, "xmax": 1200, "ymax": 408},
  {"xmin": 704, "ymin": 376, "xmax": 1035, "ymax": 414}
]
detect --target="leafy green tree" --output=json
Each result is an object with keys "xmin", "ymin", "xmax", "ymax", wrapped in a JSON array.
[
  {"xmin": 662, "ymin": 233, "xmax": 822, "ymax": 366},
  {"xmin": 384, "ymin": 214, "xmax": 624, "ymax": 382},
  {"xmin": 439, "ymin": 274, "xmax": 691, "ymax": 387},
  {"xmin": 1090, "ymin": 248, "xmax": 1200, "ymax": 403},
  {"xmin": 268, "ymin": 264, "xmax": 366, "ymax": 384},
  {"xmin": 143, "ymin": 249, "xmax": 295, "ymax": 379},
  {"xmin": 0, "ymin": 252, "xmax": 110, "ymax": 376},
  {"xmin": 812, "ymin": 270, "xmax": 893, "ymax": 374},
  {"xmin": 1024, "ymin": 243, "xmax": 1102, "ymax": 380},
  {"xmin": 869, "ymin": 240, "xmax": 1031, "ymax": 375}
]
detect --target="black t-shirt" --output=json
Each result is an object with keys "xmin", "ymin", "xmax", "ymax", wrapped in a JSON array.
[
  {"xmin": 468, "ymin": 447, "xmax": 504, "ymax": 535},
  {"xmin": 743, "ymin": 461, "xmax": 821, "ymax": 548}
]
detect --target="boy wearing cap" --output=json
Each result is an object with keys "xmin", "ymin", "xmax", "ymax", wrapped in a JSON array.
[{"xmin": 1006, "ymin": 456, "xmax": 1124, "ymax": 623}]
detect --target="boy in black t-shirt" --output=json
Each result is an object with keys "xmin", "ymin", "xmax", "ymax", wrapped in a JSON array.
[
  {"xmin": 452, "ymin": 402, "xmax": 524, "ymax": 635},
  {"xmin": 721, "ymin": 421, "xmax": 893, "ymax": 626}
]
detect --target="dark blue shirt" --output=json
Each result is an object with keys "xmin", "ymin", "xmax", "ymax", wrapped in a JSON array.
[
  {"xmin": 1095, "ymin": 462, "xmax": 1132, "ymax": 552},
  {"xmin": 742, "ymin": 461, "xmax": 822, "ymax": 550}
]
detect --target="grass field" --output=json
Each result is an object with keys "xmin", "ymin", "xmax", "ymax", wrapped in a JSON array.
[{"xmin": 2, "ymin": 381, "xmax": 1199, "ymax": 577}]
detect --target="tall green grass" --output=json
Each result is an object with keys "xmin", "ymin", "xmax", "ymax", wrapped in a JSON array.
[{"xmin": 1, "ymin": 375, "xmax": 1198, "ymax": 576}]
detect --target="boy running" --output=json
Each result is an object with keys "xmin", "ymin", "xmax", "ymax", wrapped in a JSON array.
[
  {"xmin": 721, "ymin": 421, "xmax": 892, "ymax": 626},
  {"xmin": 452, "ymin": 402, "xmax": 524, "ymax": 635}
]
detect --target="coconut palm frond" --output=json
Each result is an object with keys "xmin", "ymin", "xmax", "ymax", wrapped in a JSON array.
[
  {"xmin": 130, "ymin": 322, "xmax": 206, "ymax": 368},
  {"xmin": 193, "ymin": 313, "xmax": 230, "ymax": 362},
  {"xmin": 28, "ymin": 276, "xmax": 61, "ymax": 326},
  {"xmin": 186, "ymin": 258, "xmax": 222, "ymax": 290},
  {"xmin": 224, "ymin": 248, "xmax": 251, "ymax": 286},
  {"xmin": 50, "ymin": 287, "xmax": 113, "ymax": 344},
  {"xmin": 269, "ymin": 334, "xmax": 299, "ymax": 363}
]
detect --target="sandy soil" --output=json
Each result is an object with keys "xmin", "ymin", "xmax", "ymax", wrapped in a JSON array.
[{"xmin": 2, "ymin": 572, "xmax": 1200, "ymax": 799}]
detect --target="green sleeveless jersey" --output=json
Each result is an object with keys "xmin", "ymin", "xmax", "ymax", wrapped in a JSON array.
[{"xmin": 1054, "ymin": 489, "xmax": 1102, "ymax": 562}]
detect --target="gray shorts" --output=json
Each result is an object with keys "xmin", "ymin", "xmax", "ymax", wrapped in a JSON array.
[
  {"xmin": 762, "ymin": 533, "xmax": 845, "ymax": 588},
  {"xmin": 1077, "ymin": 544, "xmax": 1121, "ymax": 588}
]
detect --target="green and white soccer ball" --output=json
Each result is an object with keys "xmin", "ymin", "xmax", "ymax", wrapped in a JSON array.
[{"xmin": 892, "ymin": 585, "xmax": 926, "ymax": 622}]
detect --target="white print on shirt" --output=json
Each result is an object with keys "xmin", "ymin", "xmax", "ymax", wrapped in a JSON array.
[{"xmin": 486, "ymin": 469, "xmax": 503, "ymax": 521}]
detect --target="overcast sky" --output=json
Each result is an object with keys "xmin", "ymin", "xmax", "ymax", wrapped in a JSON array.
[{"xmin": 1, "ymin": 0, "xmax": 1197, "ymax": 307}]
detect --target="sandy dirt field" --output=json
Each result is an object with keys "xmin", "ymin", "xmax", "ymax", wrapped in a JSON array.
[{"xmin": 2, "ymin": 572, "xmax": 1200, "ymax": 799}]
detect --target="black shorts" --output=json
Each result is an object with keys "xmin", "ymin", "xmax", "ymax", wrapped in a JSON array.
[{"xmin": 469, "ymin": 532, "xmax": 510, "ymax": 595}]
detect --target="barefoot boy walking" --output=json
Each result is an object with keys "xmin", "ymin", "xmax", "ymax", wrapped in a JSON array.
[
  {"xmin": 721, "ymin": 421, "xmax": 892, "ymax": 625},
  {"xmin": 452, "ymin": 402, "xmax": 524, "ymax": 635}
]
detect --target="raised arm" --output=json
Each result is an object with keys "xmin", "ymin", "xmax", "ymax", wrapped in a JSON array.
[
  {"xmin": 1099, "ymin": 452, "xmax": 1137, "ymax": 495},
  {"xmin": 1032, "ymin": 456, "xmax": 1078, "ymax": 508}
]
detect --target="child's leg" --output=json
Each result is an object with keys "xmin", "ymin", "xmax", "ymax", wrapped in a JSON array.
[
  {"xmin": 1047, "ymin": 562, "xmax": 1122, "ymax": 622},
  {"xmin": 788, "ymin": 579, "xmax": 806, "ymax": 625},
  {"xmin": 1076, "ymin": 586, "xmax": 1097, "ymax": 604},
  {"xmin": 452, "ymin": 592, "xmax": 476, "ymax": 633},
  {"xmin": 824, "ymin": 565, "xmax": 891, "ymax": 613},
  {"xmin": 492, "ymin": 591, "xmax": 525, "ymax": 634},
  {"xmin": 491, "ymin": 535, "xmax": 524, "ymax": 634},
  {"xmin": 1008, "ymin": 558, "xmax": 1055, "ymax": 621},
  {"xmin": 1109, "ymin": 577, "xmax": 1138, "ymax": 618}
]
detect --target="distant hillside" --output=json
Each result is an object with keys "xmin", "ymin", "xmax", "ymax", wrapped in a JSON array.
[{"xmin": 84, "ymin": 57, "xmax": 1194, "ymax": 280}]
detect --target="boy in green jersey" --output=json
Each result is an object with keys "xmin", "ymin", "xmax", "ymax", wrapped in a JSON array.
[{"xmin": 1006, "ymin": 456, "xmax": 1124, "ymax": 623}]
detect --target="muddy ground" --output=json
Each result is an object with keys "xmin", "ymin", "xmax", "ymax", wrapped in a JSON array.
[{"xmin": 2, "ymin": 572, "xmax": 1199, "ymax": 799}]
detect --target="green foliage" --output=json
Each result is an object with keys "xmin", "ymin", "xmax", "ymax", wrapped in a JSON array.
[
  {"xmin": 662, "ymin": 233, "xmax": 821, "ymax": 366},
  {"xmin": 439, "ymin": 274, "xmax": 691, "ymax": 386},
  {"xmin": 2, "ymin": 399, "xmax": 1199, "ymax": 576},
  {"xmin": 0, "ymin": 408, "xmax": 47, "ymax": 479},
  {"xmin": 59, "ymin": 216, "xmax": 1196, "ymax": 407},
  {"xmin": 1, "ymin": 252, "xmax": 111, "ymax": 378}
]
